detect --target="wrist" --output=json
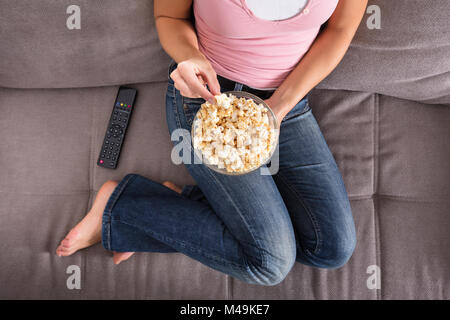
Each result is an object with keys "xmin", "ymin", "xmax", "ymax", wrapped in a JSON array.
[{"xmin": 265, "ymin": 97, "xmax": 290, "ymax": 123}]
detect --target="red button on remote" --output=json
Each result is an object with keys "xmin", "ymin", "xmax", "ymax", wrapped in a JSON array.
[{"xmin": 100, "ymin": 160, "xmax": 104, "ymax": 164}]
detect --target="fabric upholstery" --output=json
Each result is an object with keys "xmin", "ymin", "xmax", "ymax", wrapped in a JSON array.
[{"xmin": 0, "ymin": 0, "xmax": 448, "ymax": 299}]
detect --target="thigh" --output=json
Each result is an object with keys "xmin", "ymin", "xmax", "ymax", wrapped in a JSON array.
[
  {"xmin": 273, "ymin": 99, "xmax": 356, "ymax": 258},
  {"xmin": 164, "ymin": 67, "xmax": 296, "ymax": 262}
]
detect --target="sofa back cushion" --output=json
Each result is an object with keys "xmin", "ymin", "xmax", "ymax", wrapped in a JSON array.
[
  {"xmin": 0, "ymin": 0, "xmax": 170, "ymax": 89},
  {"xmin": 1, "ymin": 0, "xmax": 449, "ymax": 104},
  {"xmin": 316, "ymin": 0, "xmax": 450, "ymax": 104}
]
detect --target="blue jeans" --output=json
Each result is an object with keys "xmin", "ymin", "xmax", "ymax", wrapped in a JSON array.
[{"xmin": 101, "ymin": 61, "xmax": 356, "ymax": 286}]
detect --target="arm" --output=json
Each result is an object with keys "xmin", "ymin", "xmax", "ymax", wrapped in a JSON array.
[
  {"xmin": 266, "ymin": 0, "xmax": 368, "ymax": 123},
  {"xmin": 154, "ymin": 0, "xmax": 220, "ymax": 103}
]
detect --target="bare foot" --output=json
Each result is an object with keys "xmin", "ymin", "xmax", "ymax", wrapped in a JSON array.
[
  {"xmin": 111, "ymin": 180, "xmax": 182, "ymax": 265},
  {"xmin": 56, "ymin": 180, "xmax": 119, "ymax": 257}
]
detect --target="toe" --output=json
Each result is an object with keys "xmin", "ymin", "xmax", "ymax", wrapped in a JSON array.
[
  {"xmin": 62, "ymin": 239, "xmax": 72, "ymax": 247},
  {"xmin": 56, "ymin": 248, "xmax": 65, "ymax": 257},
  {"xmin": 58, "ymin": 248, "xmax": 74, "ymax": 257}
]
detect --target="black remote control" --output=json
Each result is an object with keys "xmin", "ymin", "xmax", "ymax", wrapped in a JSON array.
[{"xmin": 97, "ymin": 87, "xmax": 137, "ymax": 169}]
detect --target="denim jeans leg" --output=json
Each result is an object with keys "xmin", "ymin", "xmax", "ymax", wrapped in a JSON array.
[
  {"xmin": 273, "ymin": 102, "xmax": 357, "ymax": 269},
  {"xmin": 102, "ymin": 173, "xmax": 177, "ymax": 253}
]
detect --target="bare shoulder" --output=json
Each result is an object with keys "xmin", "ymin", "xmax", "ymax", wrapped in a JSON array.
[{"xmin": 154, "ymin": 0, "xmax": 193, "ymax": 19}]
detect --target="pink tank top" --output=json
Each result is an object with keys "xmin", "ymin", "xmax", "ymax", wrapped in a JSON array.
[{"xmin": 194, "ymin": 0, "xmax": 339, "ymax": 89}]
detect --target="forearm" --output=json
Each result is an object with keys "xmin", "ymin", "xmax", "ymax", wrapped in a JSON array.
[
  {"xmin": 155, "ymin": 16, "xmax": 206, "ymax": 63},
  {"xmin": 267, "ymin": 26, "xmax": 356, "ymax": 117}
]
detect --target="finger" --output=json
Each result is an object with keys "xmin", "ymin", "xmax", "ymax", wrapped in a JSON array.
[
  {"xmin": 180, "ymin": 69, "xmax": 215, "ymax": 103},
  {"xmin": 175, "ymin": 78, "xmax": 201, "ymax": 98},
  {"xmin": 197, "ymin": 75, "xmax": 206, "ymax": 85},
  {"xmin": 172, "ymin": 70, "xmax": 194, "ymax": 96},
  {"xmin": 200, "ymin": 69, "xmax": 221, "ymax": 96},
  {"xmin": 172, "ymin": 69, "xmax": 202, "ymax": 98}
]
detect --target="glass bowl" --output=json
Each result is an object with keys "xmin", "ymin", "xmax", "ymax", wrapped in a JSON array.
[{"xmin": 191, "ymin": 90, "xmax": 280, "ymax": 175}]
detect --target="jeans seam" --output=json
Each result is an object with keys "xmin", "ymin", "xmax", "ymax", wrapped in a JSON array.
[
  {"xmin": 167, "ymin": 61, "xmax": 182, "ymax": 130},
  {"xmin": 102, "ymin": 173, "xmax": 138, "ymax": 251},
  {"xmin": 103, "ymin": 174, "xmax": 137, "ymax": 215},
  {"xmin": 171, "ymin": 85, "xmax": 183, "ymax": 130},
  {"xmin": 276, "ymin": 172, "xmax": 322, "ymax": 255}
]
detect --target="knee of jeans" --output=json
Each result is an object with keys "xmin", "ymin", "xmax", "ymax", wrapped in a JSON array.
[
  {"xmin": 246, "ymin": 242, "xmax": 296, "ymax": 286},
  {"xmin": 317, "ymin": 232, "xmax": 356, "ymax": 269}
]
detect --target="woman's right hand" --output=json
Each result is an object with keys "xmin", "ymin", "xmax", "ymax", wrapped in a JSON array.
[{"xmin": 170, "ymin": 57, "xmax": 221, "ymax": 104}]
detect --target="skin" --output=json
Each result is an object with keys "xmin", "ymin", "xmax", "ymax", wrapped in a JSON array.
[
  {"xmin": 156, "ymin": 0, "xmax": 368, "ymax": 123},
  {"xmin": 56, "ymin": 0, "xmax": 368, "ymax": 264}
]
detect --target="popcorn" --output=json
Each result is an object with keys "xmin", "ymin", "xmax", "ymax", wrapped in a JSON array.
[{"xmin": 192, "ymin": 93, "xmax": 276, "ymax": 173}]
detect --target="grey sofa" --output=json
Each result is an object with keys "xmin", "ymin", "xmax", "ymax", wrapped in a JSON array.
[{"xmin": 0, "ymin": 0, "xmax": 448, "ymax": 299}]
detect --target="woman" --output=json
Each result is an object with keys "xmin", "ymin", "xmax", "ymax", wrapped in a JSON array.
[{"xmin": 57, "ymin": 0, "xmax": 367, "ymax": 286}]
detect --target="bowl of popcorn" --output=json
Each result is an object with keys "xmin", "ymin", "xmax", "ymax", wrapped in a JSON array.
[{"xmin": 191, "ymin": 91, "xmax": 279, "ymax": 175}]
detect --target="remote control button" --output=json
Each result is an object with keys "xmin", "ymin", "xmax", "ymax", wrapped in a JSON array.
[
  {"xmin": 112, "ymin": 156, "xmax": 116, "ymax": 161},
  {"xmin": 105, "ymin": 140, "xmax": 109, "ymax": 144},
  {"xmin": 110, "ymin": 162, "xmax": 115, "ymax": 166},
  {"xmin": 99, "ymin": 160, "xmax": 104, "ymax": 164},
  {"xmin": 106, "ymin": 155, "xmax": 110, "ymax": 159}
]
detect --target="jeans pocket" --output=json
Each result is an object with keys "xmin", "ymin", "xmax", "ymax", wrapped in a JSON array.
[
  {"xmin": 182, "ymin": 96, "xmax": 205, "ymax": 126},
  {"xmin": 282, "ymin": 96, "xmax": 311, "ymax": 123}
]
